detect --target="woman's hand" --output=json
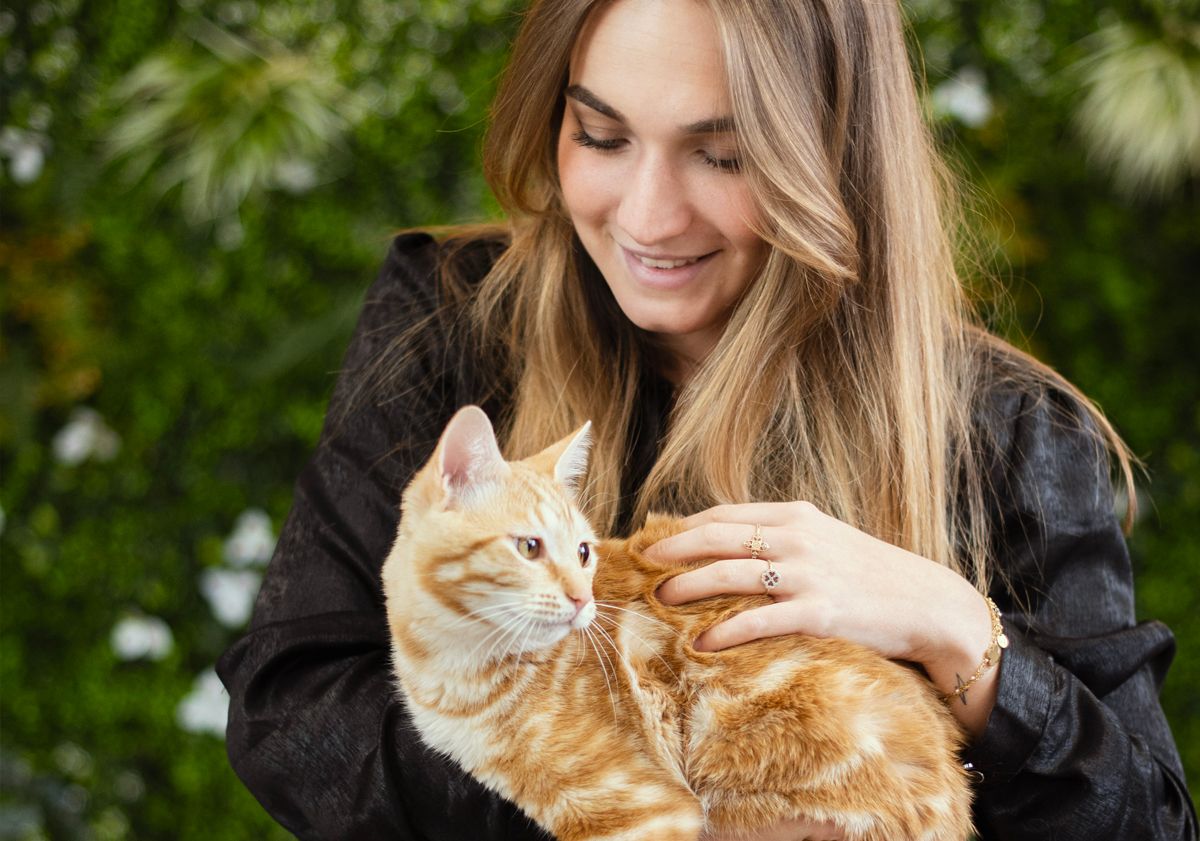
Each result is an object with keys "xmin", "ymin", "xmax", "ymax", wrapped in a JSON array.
[
  {"xmin": 700, "ymin": 816, "xmax": 844, "ymax": 841},
  {"xmin": 647, "ymin": 501, "xmax": 1000, "ymax": 736}
]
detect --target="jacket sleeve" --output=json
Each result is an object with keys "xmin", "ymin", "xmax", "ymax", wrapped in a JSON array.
[
  {"xmin": 216, "ymin": 234, "xmax": 550, "ymax": 841},
  {"xmin": 966, "ymin": 387, "xmax": 1197, "ymax": 840}
]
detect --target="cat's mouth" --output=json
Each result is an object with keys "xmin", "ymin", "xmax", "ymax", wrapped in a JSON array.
[{"xmin": 526, "ymin": 608, "xmax": 595, "ymax": 646}]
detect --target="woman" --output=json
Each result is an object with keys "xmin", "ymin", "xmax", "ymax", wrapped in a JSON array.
[{"xmin": 217, "ymin": 0, "xmax": 1196, "ymax": 838}]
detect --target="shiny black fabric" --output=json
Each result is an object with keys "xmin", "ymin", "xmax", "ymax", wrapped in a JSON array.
[{"xmin": 217, "ymin": 234, "xmax": 1196, "ymax": 840}]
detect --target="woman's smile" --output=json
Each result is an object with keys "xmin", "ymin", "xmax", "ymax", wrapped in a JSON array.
[{"xmin": 619, "ymin": 244, "xmax": 720, "ymax": 290}]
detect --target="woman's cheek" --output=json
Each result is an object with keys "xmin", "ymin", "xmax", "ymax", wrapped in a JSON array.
[{"xmin": 558, "ymin": 145, "xmax": 613, "ymax": 221}]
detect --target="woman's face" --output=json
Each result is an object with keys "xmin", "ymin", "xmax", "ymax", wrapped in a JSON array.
[{"xmin": 557, "ymin": 0, "xmax": 768, "ymax": 378}]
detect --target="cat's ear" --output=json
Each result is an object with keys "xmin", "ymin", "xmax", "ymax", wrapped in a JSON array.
[
  {"xmin": 436, "ymin": 406, "xmax": 509, "ymax": 507},
  {"xmin": 528, "ymin": 421, "xmax": 592, "ymax": 498}
]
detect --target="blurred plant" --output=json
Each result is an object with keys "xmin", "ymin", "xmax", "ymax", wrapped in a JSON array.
[
  {"xmin": 103, "ymin": 18, "xmax": 365, "ymax": 226},
  {"xmin": 0, "ymin": 225, "xmax": 107, "ymax": 448},
  {"xmin": 1071, "ymin": 14, "xmax": 1200, "ymax": 198}
]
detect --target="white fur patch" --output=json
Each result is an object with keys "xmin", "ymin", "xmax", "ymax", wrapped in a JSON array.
[{"xmin": 751, "ymin": 657, "xmax": 807, "ymax": 694}]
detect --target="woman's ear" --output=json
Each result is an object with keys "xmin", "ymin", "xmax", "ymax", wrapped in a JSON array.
[{"xmin": 436, "ymin": 405, "xmax": 510, "ymax": 507}]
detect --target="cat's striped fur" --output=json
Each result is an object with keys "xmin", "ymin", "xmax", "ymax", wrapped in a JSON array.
[{"xmin": 382, "ymin": 407, "xmax": 973, "ymax": 840}]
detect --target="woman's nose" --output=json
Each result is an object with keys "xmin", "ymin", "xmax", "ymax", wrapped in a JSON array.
[{"xmin": 614, "ymin": 154, "xmax": 692, "ymax": 246}]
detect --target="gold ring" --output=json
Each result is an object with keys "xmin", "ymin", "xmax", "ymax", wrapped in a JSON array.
[{"xmin": 743, "ymin": 524, "xmax": 770, "ymax": 559}]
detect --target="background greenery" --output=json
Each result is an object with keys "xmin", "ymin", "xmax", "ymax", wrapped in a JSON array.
[{"xmin": 1, "ymin": 0, "xmax": 1196, "ymax": 837}]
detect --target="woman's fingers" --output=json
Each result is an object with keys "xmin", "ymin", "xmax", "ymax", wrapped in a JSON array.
[
  {"xmin": 693, "ymin": 602, "xmax": 805, "ymax": 652},
  {"xmin": 656, "ymin": 558, "xmax": 775, "ymax": 604},
  {"xmin": 647, "ymin": 521, "xmax": 785, "ymax": 566},
  {"xmin": 676, "ymin": 500, "xmax": 819, "ymax": 532}
]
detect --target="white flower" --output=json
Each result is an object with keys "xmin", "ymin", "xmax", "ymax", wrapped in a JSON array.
[
  {"xmin": 0, "ymin": 126, "xmax": 48, "ymax": 184},
  {"xmin": 111, "ymin": 615, "xmax": 174, "ymax": 661},
  {"xmin": 176, "ymin": 668, "xmax": 228, "ymax": 737},
  {"xmin": 113, "ymin": 770, "xmax": 145, "ymax": 803},
  {"xmin": 52, "ymin": 742, "xmax": 95, "ymax": 779},
  {"xmin": 932, "ymin": 67, "xmax": 993, "ymax": 128},
  {"xmin": 51, "ymin": 407, "xmax": 121, "ymax": 466},
  {"xmin": 10, "ymin": 141, "xmax": 44, "ymax": 183},
  {"xmin": 223, "ymin": 508, "xmax": 275, "ymax": 567},
  {"xmin": 200, "ymin": 568, "xmax": 262, "ymax": 628},
  {"xmin": 273, "ymin": 158, "xmax": 318, "ymax": 193}
]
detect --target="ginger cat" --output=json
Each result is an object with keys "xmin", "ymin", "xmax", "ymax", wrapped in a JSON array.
[{"xmin": 382, "ymin": 406, "xmax": 973, "ymax": 841}]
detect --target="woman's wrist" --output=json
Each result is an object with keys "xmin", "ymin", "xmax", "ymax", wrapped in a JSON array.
[{"xmin": 914, "ymin": 570, "xmax": 1002, "ymax": 737}]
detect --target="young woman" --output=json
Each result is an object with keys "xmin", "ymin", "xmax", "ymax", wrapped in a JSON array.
[{"xmin": 217, "ymin": 0, "xmax": 1196, "ymax": 838}]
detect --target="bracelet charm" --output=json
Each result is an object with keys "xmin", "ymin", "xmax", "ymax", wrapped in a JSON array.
[{"xmin": 942, "ymin": 596, "xmax": 1008, "ymax": 706}]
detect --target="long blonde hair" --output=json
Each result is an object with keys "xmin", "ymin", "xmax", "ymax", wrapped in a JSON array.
[{"xmin": 431, "ymin": 0, "xmax": 1134, "ymax": 589}]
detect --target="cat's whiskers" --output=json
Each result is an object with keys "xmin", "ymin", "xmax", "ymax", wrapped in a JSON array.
[
  {"xmin": 462, "ymin": 604, "xmax": 534, "ymax": 666},
  {"xmin": 593, "ymin": 604, "xmax": 680, "ymax": 682},
  {"xmin": 501, "ymin": 608, "xmax": 548, "ymax": 670},
  {"xmin": 510, "ymin": 613, "xmax": 537, "ymax": 673},
  {"xmin": 493, "ymin": 611, "xmax": 534, "ymax": 661},
  {"xmin": 469, "ymin": 608, "xmax": 540, "ymax": 671},
  {"xmin": 587, "ymin": 618, "xmax": 666, "ymax": 692},
  {"xmin": 443, "ymin": 600, "xmax": 527, "ymax": 632},
  {"xmin": 580, "ymin": 625, "xmax": 620, "ymax": 724},
  {"xmin": 595, "ymin": 600, "xmax": 673, "ymax": 633}
]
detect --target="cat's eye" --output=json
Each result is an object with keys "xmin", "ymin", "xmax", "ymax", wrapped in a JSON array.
[
  {"xmin": 515, "ymin": 536, "xmax": 542, "ymax": 560},
  {"xmin": 578, "ymin": 542, "xmax": 591, "ymax": 567}
]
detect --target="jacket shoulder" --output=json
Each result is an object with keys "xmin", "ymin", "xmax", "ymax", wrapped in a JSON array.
[{"xmin": 375, "ymin": 229, "xmax": 503, "ymax": 300}]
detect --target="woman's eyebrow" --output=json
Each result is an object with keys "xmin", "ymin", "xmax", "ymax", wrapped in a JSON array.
[
  {"xmin": 565, "ymin": 84, "xmax": 735, "ymax": 135},
  {"xmin": 565, "ymin": 85, "xmax": 625, "ymax": 122},
  {"xmin": 681, "ymin": 116, "xmax": 736, "ymax": 135}
]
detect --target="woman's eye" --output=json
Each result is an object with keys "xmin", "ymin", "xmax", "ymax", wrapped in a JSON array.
[
  {"xmin": 577, "ymin": 542, "xmax": 591, "ymax": 567},
  {"xmin": 702, "ymin": 152, "xmax": 741, "ymax": 173},
  {"xmin": 571, "ymin": 128, "xmax": 624, "ymax": 152},
  {"xmin": 516, "ymin": 537, "xmax": 542, "ymax": 560}
]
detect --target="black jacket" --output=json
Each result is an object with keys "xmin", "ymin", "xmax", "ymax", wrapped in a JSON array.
[{"xmin": 217, "ymin": 233, "xmax": 1196, "ymax": 840}]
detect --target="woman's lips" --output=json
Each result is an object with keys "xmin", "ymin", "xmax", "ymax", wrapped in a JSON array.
[
  {"xmin": 633, "ymin": 253, "xmax": 703, "ymax": 269},
  {"xmin": 620, "ymin": 245, "xmax": 718, "ymax": 290}
]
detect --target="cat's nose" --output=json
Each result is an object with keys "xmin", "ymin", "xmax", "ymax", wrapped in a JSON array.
[{"xmin": 569, "ymin": 596, "xmax": 591, "ymax": 617}]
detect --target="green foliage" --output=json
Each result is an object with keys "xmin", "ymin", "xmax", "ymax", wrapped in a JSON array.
[
  {"xmin": 1, "ymin": 0, "xmax": 1196, "ymax": 837},
  {"xmin": 104, "ymin": 20, "xmax": 365, "ymax": 225}
]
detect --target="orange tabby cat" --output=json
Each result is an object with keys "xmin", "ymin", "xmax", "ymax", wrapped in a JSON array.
[{"xmin": 382, "ymin": 406, "xmax": 973, "ymax": 841}]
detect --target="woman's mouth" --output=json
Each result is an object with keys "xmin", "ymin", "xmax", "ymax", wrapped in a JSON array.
[
  {"xmin": 634, "ymin": 254, "xmax": 705, "ymax": 269},
  {"xmin": 620, "ymin": 246, "xmax": 718, "ymax": 290}
]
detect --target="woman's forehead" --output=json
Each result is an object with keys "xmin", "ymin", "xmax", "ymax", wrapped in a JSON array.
[{"xmin": 567, "ymin": 0, "xmax": 732, "ymax": 124}]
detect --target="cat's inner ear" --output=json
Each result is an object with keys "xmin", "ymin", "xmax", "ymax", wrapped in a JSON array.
[
  {"xmin": 528, "ymin": 421, "xmax": 593, "ymax": 498},
  {"xmin": 437, "ymin": 406, "xmax": 509, "ymax": 506}
]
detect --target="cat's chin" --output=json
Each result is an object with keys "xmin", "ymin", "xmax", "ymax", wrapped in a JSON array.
[
  {"xmin": 524, "ymin": 620, "xmax": 582, "ymax": 650},
  {"xmin": 513, "ymin": 605, "xmax": 596, "ymax": 652}
]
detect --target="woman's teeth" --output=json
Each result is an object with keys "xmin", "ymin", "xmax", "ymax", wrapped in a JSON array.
[{"xmin": 637, "ymin": 255, "xmax": 702, "ymax": 269}]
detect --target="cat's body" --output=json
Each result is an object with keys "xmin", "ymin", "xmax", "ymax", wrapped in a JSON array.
[{"xmin": 383, "ymin": 407, "xmax": 973, "ymax": 841}]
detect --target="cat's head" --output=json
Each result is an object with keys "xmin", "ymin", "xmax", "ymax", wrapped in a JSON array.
[{"xmin": 397, "ymin": 406, "xmax": 598, "ymax": 652}]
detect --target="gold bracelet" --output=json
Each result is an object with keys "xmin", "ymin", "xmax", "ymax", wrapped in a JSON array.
[{"xmin": 941, "ymin": 596, "xmax": 1008, "ymax": 706}]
